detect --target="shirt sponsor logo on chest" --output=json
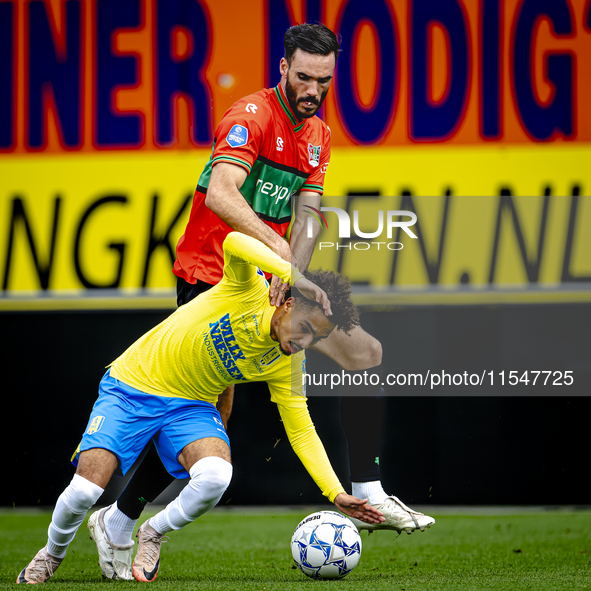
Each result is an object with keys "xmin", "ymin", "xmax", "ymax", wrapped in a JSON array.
[{"xmin": 256, "ymin": 179, "xmax": 295, "ymax": 204}]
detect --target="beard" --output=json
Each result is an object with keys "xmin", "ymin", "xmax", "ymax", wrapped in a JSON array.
[{"xmin": 285, "ymin": 75, "xmax": 327, "ymax": 120}]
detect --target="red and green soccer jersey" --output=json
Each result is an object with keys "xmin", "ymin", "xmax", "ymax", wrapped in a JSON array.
[{"xmin": 173, "ymin": 84, "xmax": 331, "ymax": 286}]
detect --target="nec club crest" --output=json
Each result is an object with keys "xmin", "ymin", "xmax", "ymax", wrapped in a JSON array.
[{"xmin": 307, "ymin": 143, "xmax": 321, "ymax": 167}]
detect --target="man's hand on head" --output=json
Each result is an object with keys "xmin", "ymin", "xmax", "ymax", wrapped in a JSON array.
[
  {"xmin": 269, "ymin": 243, "xmax": 299, "ymax": 307},
  {"xmin": 270, "ymin": 275, "xmax": 290, "ymax": 307},
  {"xmin": 293, "ymin": 277, "xmax": 332, "ymax": 317}
]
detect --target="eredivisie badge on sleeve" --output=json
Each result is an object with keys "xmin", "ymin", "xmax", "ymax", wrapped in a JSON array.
[
  {"xmin": 226, "ymin": 124, "xmax": 248, "ymax": 147},
  {"xmin": 307, "ymin": 143, "xmax": 321, "ymax": 167}
]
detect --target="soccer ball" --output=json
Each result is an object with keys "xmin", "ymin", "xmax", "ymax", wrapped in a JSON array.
[{"xmin": 290, "ymin": 511, "xmax": 362, "ymax": 579}]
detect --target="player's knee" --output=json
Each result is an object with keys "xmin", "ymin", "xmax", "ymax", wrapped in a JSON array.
[
  {"xmin": 201, "ymin": 458, "xmax": 233, "ymax": 500},
  {"xmin": 188, "ymin": 457, "xmax": 233, "ymax": 509},
  {"xmin": 63, "ymin": 474, "xmax": 104, "ymax": 513}
]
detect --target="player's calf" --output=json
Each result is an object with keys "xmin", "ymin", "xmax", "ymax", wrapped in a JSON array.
[{"xmin": 132, "ymin": 456, "xmax": 232, "ymax": 582}]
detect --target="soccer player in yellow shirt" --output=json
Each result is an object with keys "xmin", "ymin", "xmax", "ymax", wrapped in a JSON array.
[{"xmin": 17, "ymin": 232, "xmax": 384, "ymax": 584}]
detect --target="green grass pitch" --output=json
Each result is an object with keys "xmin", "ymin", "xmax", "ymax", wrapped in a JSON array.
[{"xmin": 1, "ymin": 508, "xmax": 589, "ymax": 590}]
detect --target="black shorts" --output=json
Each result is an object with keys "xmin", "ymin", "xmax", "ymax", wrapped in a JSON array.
[{"xmin": 176, "ymin": 276, "xmax": 214, "ymax": 307}]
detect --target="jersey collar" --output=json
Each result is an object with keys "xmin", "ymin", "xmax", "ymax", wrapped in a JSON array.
[{"xmin": 273, "ymin": 85, "xmax": 307, "ymax": 133}]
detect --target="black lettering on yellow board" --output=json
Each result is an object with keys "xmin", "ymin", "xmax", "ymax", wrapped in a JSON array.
[
  {"xmin": 389, "ymin": 191, "xmax": 452, "ymax": 286},
  {"xmin": 3, "ymin": 196, "xmax": 61, "ymax": 290},
  {"xmin": 488, "ymin": 189, "xmax": 550, "ymax": 284},
  {"xmin": 338, "ymin": 190, "xmax": 453, "ymax": 286},
  {"xmin": 337, "ymin": 191, "xmax": 381, "ymax": 282},
  {"xmin": 1, "ymin": 186, "xmax": 589, "ymax": 295},
  {"xmin": 142, "ymin": 193, "xmax": 192, "ymax": 287},
  {"xmin": 74, "ymin": 196, "xmax": 128, "ymax": 289},
  {"xmin": 1, "ymin": 191, "xmax": 194, "ymax": 292},
  {"xmin": 562, "ymin": 189, "xmax": 591, "ymax": 283},
  {"xmin": 334, "ymin": 188, "xmax": 588, "ymax": 287}
]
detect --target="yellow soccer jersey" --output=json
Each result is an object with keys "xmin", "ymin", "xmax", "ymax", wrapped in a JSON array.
[{"xmin": 109, "ymin": 232, "xmax": 345, "ymax": 502}]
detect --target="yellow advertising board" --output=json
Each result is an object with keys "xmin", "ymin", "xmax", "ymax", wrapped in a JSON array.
[
  {"xmin": 1, "ymin": 144, "xmax": 589, "ymax": 309},
  {"xmin": 1, "ymin": 152, "xmax": 206, "ymax": 295},
  {"xmin": 1, "ymin": 0, "xmax": 590, "ymax": 308},
  {"xmin": 317, "ymin": 143, "xmax": 591, "ymax": 295}
]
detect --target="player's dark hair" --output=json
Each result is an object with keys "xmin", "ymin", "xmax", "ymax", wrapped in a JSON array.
[
  {"xmin": 293, "ymin": 269, "xmax": 359, "ymax": 335},
  {"xmin": 283, "ymin": 23, "xmax": 341, "ymax": 65}
]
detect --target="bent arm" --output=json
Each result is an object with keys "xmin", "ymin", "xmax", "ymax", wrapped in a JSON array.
[
  {"xmin": 276, "ymin": 401, "xmax": 385, "ymax": 524},
  {"xmin": 269, "ymin": 192, "xmax": 320, "ymax": 306},
  {"xmin": 222, "ymin": 232, "xmax": 304, "ymax": 285},
  {"xmin": 289, "ymin": 192, "xmax": 322, "ymax": 272},
  {"xmin": 206, "ymin": 163, "xmax": 292, "ymax": 262}
]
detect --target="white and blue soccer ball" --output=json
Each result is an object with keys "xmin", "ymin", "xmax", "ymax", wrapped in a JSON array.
[{"xmin": 290, "ymin": 511, "xmax": 362, "ymax": 579}]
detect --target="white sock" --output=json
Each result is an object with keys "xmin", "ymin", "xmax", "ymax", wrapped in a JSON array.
[
  {"xmin": 104, "ymin": 503, "xmax": 137, "ymax": 546},
  {"xmin": 47, "ymin": 474, "xmax": 104, "ymax": 558},
  {"xmin": 351, "ymin": 480, "xmax": 389, "ymax": 505},
  {"xmin": 149, "ymin": 457, "xmax": 232, "ymax": 534}
]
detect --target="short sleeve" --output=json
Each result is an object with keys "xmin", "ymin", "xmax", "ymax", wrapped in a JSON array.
[{"xmin": 211, "ymin": 99, "xmax": 269, "ymax": 175}]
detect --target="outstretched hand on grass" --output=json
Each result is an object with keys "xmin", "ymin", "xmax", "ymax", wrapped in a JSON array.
[{"xmin": 334, "ymin": 493, "xmax": 385, "ymax": 524}]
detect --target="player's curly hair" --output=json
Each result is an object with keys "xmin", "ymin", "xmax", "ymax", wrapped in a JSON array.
[
  {"xmin": 293, "ymin": 269, "xmax": 360, "ymax": 335},
  {"xmin": 283, "ymin": 23, "xmax": 342, "ymax": 64}
]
